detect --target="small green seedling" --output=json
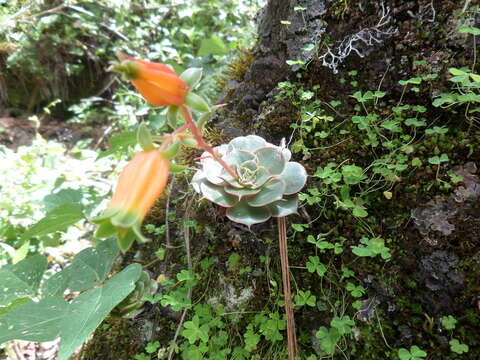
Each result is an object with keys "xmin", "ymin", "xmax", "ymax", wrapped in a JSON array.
[
  {"xmin": 398, "ymin": 345, "xmax": 427, "ymax": 360},
  {"xmin": 449, "ymin": 339, "xmax": 469, "ymax": 354}
]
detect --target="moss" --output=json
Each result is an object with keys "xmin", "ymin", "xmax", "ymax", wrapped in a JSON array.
[{"xmin": 79, "ymin": 319, "xmax": 144, "ymax": 360}]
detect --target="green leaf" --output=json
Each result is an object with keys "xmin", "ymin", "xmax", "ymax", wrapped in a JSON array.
[
  {"xmin": 352, "ymin": 206, "xmax": 368, "ymax": 218},
  {"xmin": 342, "ymin": 165, "xmax": 366, "ymax": 185},
  {"xmin": 302, "ymin": 43, "xmax": 315, "ymax": 52},
  {"xmin": 449, "ymin": 339, "xmax": 469, "ymax": 354},
  {"xmin": 199, "ymin": 181, "xmax": 237, "ymax": 208},
  {"xmin": 180, "ymin": 67, "xmax": 203, "ymax": 88},
  {"xmin": 459, "ymin": 26, "xmax": 480, "ymax": 36},
  {"xmin": 331, "ymin": 316, "xmax": 354, "ymax": 335},
  {"xmin": 398, "ymin": 348, "xmax": 411, "ymax": 360},
  {"xmin": 21, "ymin": 203, "xmax": 84, "ymax": 241},
  {"xmin": 247, "ymin": 179, "xmax": 286, "ymax": 207},
  {"xmin": 315, "ymin": 326, "xmax": 340, "ymax": 355},
  {"xmin": 185, "ymin": 92, "xmax": 210, "ymax": 113},
  {"xmin": 226, "ymin": 200, "xmax": 271, "ymax": 227},
  {"xmin": 198, "ymin": 35, "xmax": 228, "ymax": 56},
  {"xmin": 0, "ymin": 255, "xmax": 47, "ymax": 306},
  {"xmin": 43, "ymin": 188, "xmax": 83, "ymax": 213},
  {"xmin": 441, "ymin": 315, "xmax": 457, "ymax": 330},
  {"xmin": 268, "ymin": 196, "xmax": 298, "ymax": 217},
  {"xmin": 306, "ymin": 256, "xmax": 326, "ymax": 277},
  {"xmin": 65, "ymin": 238, "xmax": 120, "ymax": 292},
  {"xmin": 279, "ymin": 162, "xmax": 307, "ymax": 195},
  {"xmin": 410, "ymin": 345, "xmax": 427, "ymax": 358},
  {"xmin": 381, "ymin": 120, "xmax": 402, "ymax": 132},
  {"xmin": 255, "ymin": 147, "xmax": 286, "ymax": 175},
  {"xmin": 97, "ymin": 131, "xmax": 136, "ymax": 159},
  {"xmin": 182, "ymin": 315, "xmax": 210, "ymax": 344},
  {"xmin": 57, "ymin": 263, "xmax": 142, "ymax": 360},
  {"xmin": 0, "ymin": 297, "xmax": 68, "ymax": 343}
]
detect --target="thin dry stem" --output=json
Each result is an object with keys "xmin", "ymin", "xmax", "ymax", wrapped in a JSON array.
[
  {"xmin": 278, "ymin": 217, "xmax": 297, "ymax": 359},
  {"xmin": 168, "ymin": 197, "xmax": 194, "ymax": 360}
]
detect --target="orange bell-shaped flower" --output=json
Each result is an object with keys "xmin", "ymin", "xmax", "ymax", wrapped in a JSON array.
[
  {"xmin": 113, "ymin": 53, "xmax": 189, "ymax": 107},
  {"xmin": 109, "ymin": 149, "xmax": 170, "ymax": 221},
  {"xmin": 94, "ymin": 149, "xmax": 171, "ymax": 251}
]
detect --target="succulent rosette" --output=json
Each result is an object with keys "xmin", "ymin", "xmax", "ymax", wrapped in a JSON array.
[
  {"xmin": 192, "ymin": 135, "xmax": 307, "ymax": 227},
  {"xmin": 113, "ymin": 270, "xmax": 158, "ymax": 318}
]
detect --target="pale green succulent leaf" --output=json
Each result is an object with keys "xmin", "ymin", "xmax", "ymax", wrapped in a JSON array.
[
  {"xmin": 179, "ymin": 67, "xmax": 203, "ymax": 88},
  {"xmin": 224, "ymin": 186, "xmax": 262, "ymax": 199},
  {"xmin": 191, "ymin": 171, "xmax": 206, "ymax": 194},
  {"xmin": 200, "ymin": 155, "xmax": 226, "ymax": 186},
  {"xmin": 255, "ymin": 147, "xmax": 286, "ymax": 175},
  {"xmin": 268, "ymin": 196, "xmax": 299, "ymax": 217},
  {"xmin": 166, "ymin": 106, "xmax": 180, "ymax": 128},
  {"xmin": 200, "ymin": 181, "xmax": 238, "ymax": 207},
  {"xmin": 225, "ymin": 149, "xmax": 255, "ymax": 167},
  {"xmin": 240, "ymin": 159, "xmax": 259, "ymax": 172},
  {"xmin": 247, "ymin": 178, "xmax": 286, "ymax": 207},
  {"xmin": 226, "ymin": 200, "xmax": 271, "ymax": 227},
  {"xmin": 252, "ymin": 167, "xmax": 273, "ymax": 188},
  {"xmin": 281, "ymin": 147, "xmax": 292, "ymax": 162},
  {"xmin": 280, "ymin": 162, "xmax": 307, "ymax": 195},
  {"xmin": 228, "ymin": 135, "xmax": 267, "ymax": 152},
  {"xmin": 219, "ymin": 173, "xmax": 244, "ymax": 189}
]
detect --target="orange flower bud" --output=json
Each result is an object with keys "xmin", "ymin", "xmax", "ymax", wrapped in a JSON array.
[
  {"xmin": 116, "ymin": 53, "xmax": 188, "ymax": 107},
  {"xmin": 109, "ymin": 150, "xmax": 170, "ymax": 220},
  {"xmin": 94, "ymin": 149, "xmax": 171, "ymax": 251}
]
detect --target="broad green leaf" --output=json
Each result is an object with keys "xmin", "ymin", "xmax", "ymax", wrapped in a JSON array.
[
  {"xmin": 41, "ymin": 238, "xmax": 119, "ymax": 296},
  {"xmin": 0, "ymin": 298, "xmax": 32, "ymax": 316},
  {"xmin": 41, "ymin": 269, "xmax": 71, "ymax": 298},
  {"xmin": 97, "ymin": 131, "xmax": 136, "ymax": 159},
  {"xmin": 57, "ymin": 263, "xmax": 142, "ymax": 360},
  {"xmin": 0, "ymin": 297, "xmax": 68, "ymax": 342},
  {"xmin": 21, "ymin": 203, "xmax": 84, "ymax": 241},
  {"xmin": 12, "ymin": 241, "xmax": 30, "ymax": 264},
  {"xmin": 198, "ymin": 35, "xmax": 228, "ymax": 56},
  {"xmin": 64, "ymin": 238, "xmax": 120, "ymax": 292},
  {"xmin": 0, "ymin": 255, "xmax": 47, "ymax": 306},
  {"xmin": 43, "ymin": 188, "xmax": 83, "ymax": 213}
]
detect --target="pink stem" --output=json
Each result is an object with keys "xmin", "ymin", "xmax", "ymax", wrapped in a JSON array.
[{"xmin": 180, "ymin": 105, "xmax": 238, "ymax": 180}]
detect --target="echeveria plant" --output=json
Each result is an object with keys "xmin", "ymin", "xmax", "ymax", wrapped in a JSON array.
[{"xmin": 192, "ymin": 135, "xmax": 307, "ymax": 227}]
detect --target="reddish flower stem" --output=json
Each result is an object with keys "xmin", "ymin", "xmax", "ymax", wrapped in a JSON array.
[{"xmin": 179, "ymin": 105, "xmax": 238, "ymax": 180}]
